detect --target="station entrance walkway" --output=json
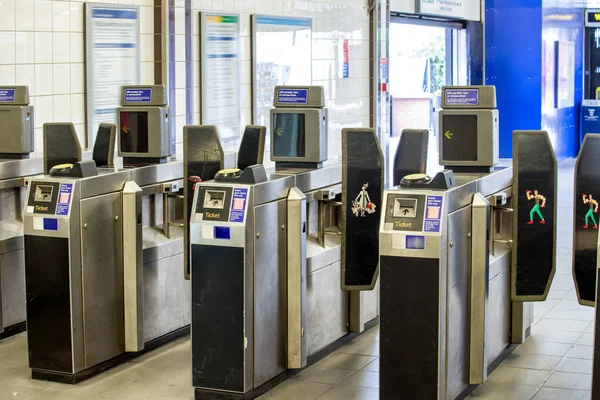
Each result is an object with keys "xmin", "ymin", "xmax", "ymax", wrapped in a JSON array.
[{"xmin": 0, "ymin": 159, "xmax": 592, "ymax": 400}]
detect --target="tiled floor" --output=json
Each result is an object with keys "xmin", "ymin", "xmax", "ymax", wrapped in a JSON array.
[{"xmin": 0, "ymin": 159, "xmax": 594, "ymax": 400}]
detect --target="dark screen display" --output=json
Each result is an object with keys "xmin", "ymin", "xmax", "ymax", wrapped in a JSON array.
[
  {"xmin": 442, "ymin": 115, "xmax": 478, "ymax": 162},
  {"xmin": 585, "ymin": 27, "xmax": 600, "ymax": 98},
  {"xmin": 273, "ymin": 113, "xmax": 306, "ymax": 158},
  {"xmin": 120, "ymin": 111, "xmax": 149, "ymax": 153},
  {"xmin": 588, "ymin": 12, "xmax": 600, "ymax": 24}
]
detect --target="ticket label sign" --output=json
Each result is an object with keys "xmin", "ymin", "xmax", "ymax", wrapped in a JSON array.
[
  {"xmin": 277, "ymin": 89, "xmax": 308, "ymax": 104},
  {"xmin": 56, "ymin": 183, "xmax": 73, "ymax": 216},
  {"xmin": 0, "ymin": 89, "xmax": 15, "ymax": 102},
  {"xmin": 424, "ymin": 196, "xmax": 443, "ymax": 233},
  {"xmin": 124, "ymin": 88, "xmax": 152, "ymax": 103},
  {"xmin": 445, "ymin": 89, "xmax": 479, "ymax": 106},
  {"xmin": 229, "ymin": 188, "xmax": 248, "ymax": 223}
]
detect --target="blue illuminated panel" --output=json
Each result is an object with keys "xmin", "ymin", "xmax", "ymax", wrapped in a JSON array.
[
  {"xmin": 43, "ymin": 218, "xmax": 58, "ymax": 231},
  {"xmin": 406, "ymin": 235, "xmax": 425, "ymax": 250},
  {"xmin": 214, "ymin": 226, "xmax": 231, "ymax": 240}
]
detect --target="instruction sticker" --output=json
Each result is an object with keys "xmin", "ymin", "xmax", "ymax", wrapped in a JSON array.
[
  {"xmin": 445, "ymin": 89, "xmax": 479, "ymax": 106},
  {"xmin": 229, "ymin": 188, "xmax": 248, "ymax": 223},
  {"xmin": 56, "ymin": 183, "xmax": 73, "ymax": 216},
  {"xmin": 0, "ymin": 89, "xmax": 15, "ymax": 102},
  {"xmin": 124, "ymin": 88, "xmax": 152, "ymax": 103},
  {"xmin": 277, "ymin": 89, "xmax": 308, "ymax": 104},
  {"xmin": 424, "ymin": 196, "xmax": 443, "ymax": 233}
]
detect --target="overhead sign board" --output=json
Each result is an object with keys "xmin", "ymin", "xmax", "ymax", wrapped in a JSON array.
[
  {"xmin": 586, "ymin": 9, "xmax": 600, "ymax": 26},
  {"xmin": 416, "ymin": 0, "xmax": 481, "ymax": 21}
]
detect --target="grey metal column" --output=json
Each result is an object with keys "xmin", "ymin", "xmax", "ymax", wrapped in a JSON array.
[
  {"xmin": 123, "ymin": 181, "xmax": 144, "ymax": 352},
  {"xmin": 286, "ymin": 187, "xmax": 307, "ymax": 369},
  {"xmin": 470, "ymin": 193, "xmax": 490, "ymax": 384}
]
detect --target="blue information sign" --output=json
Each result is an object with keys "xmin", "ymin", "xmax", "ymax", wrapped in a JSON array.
[
  {"xmin": 424, "ymin": 196, "xmax": 443, "ymax": 233},
  {"xmin": 445, "ymin": 89, "xmax": 479, "ymax": 106},
  {"xmin": 0, "ymin": 89, "xmax": 15, "ymax": 102},
  {"xmin": 124, "ymin": 88, "xmax": 152, "ymax": 103},
  {"xmin": 229, "ymin": 188, "xmax": 248, "ymax": 223},
  {"xmin": 277, "ymin": 89, "xmax": 308, "ymax": 104},
  {"xmin": 56, "ymin": 183, "xmax": 73, "ymax": 216},
  {"xmin": 581, "ymin": 100, "xmax": 600, "ymax": 144}
]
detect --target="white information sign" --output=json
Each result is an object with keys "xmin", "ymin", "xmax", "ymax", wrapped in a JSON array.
[
  {"xmin": 85, "ymin": 4, "xmax": 140, "ymax": 147},
  {"xmin": 416, "ymin": 0, "xmax": 481, "ymax": 21},
  {"xmin": 200, "ymin": 13, "xmax": 240, "ymax": 142},
  {"xmin": 252, "ymin": 16, "xmax": 312, "ymax": 135}
]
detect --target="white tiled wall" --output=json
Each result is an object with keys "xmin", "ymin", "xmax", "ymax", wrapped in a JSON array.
[
  {"xmin": 0, "ymin": 0, "xmax": 155, "ymax": 153},
  {"xmin": 0, "ymin": 0, "xmax": 372, "ymax": 160},
  {"xmin": 179, "ymin": 0, "xmax": 372, "ymax": 162}
]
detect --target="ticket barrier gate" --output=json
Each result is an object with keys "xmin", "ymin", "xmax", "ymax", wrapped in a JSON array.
[
  {"xmin": 189, "ymin": 124, "xmax": 381, "ymax": 398},
  {"xmin": 345, "ymin": 124, "xmax": 558, "ymax": 398},
  {"xmin": 0, "ymin": 86, "xmax": 39, "ymax": 339},
  {"xmin": 370, "ymin": 130, "xmax": 557, "ymax": 399}
]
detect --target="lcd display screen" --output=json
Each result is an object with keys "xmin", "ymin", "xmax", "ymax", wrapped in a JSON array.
[
  {"xmin": 442, "ymin": 115, "xmax": 478, "ymax": 162},
  {"xmin": 120, "ymin": 111, "xmax": 149, "ymax": 153},
  {"xmin": 273, "ymin": 113, "xmax": 306, "ymax": 158}
]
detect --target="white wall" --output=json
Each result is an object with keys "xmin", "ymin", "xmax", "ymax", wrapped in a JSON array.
[
  {"xmin": 179, "ymin": 0, "xmax": 372, "ymax": 163},
  {"xmin": 0, "ymin": 0, "xmax": 156, "ymax": 154},
  {"xmin": 0, "ymin": 0, "xmax": 372, "ymax": 161}
]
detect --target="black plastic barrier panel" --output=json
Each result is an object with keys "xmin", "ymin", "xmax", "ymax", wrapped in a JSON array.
[
  {"xmin": 341, "ymin": 128, "xmax": 384, "ymax": 291},
  {"xmin": 573, "ymin": 134, "xmax": 600, "ymax": 306},
  {"xmin": 512, "ymin": 130, "xmax": 557, "ymax": 301},
  {"xmin": 183, "ymin": 126, "xmax": 224, "ymax": 279},
  {"xmin": 393, "ymin": 129, "xmax": 428, "ymax": 187}
]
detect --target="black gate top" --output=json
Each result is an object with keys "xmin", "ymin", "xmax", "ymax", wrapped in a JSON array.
[
  {"xmin": 342, "ymin": 128, "xmax": 384, "ymax": 291},
  {"xmin": 393, "ymin": 129, "xmax": 428, "ymax": 187},
  {"xmin": 512, "ymin": 130, "xmax": 557, "ymax": 301}
]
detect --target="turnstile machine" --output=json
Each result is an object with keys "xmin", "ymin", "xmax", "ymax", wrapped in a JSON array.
[
  {"xmin": 348, "ymin": 86, "xmax": 559, "ymax": 399},
  {"xmin": 190, "ymin": 86, "xmax": 380, "ymax": 399},
  {"xmin": 23, "ymin": 87, "xmax": 193, "ymax": 382},
  {"xmin": 0, "ymin": 86, "xmax": 40, "ymax": 338}
]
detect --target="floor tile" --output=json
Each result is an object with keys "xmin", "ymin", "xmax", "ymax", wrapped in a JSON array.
[
  {"xmin": 565, "ymin": 345, "xmax": 594, "ymax": 360},
  {"xmin": 534, "ymin": 318, "xmax": 590, "ymax": 332},
  {"xmin": 513, "ymin": 338, "xmax": 572, "ymax": 357},
  {"xmin": 468, "ymin": 381, "xmax": 539, "ymax": 400},
  {"xmin": 338, "ymin": 371, "xmax": 379, "ymax": 389},
  {"xmin": 530, "ymin": 329, "xmax": 582, "ymax": 344},
  {"xmin": 486, "ymin": 366, "xmax": 551, "ymax": 386},
  {"xmin": 555, "ymin": 358, "xmax": 594, "ymax": 374},
  {"xmin": 335, "ymin": 340, "xmax": 379, "ymax": 357},
  {"xmin": 501, "ymin": 353, "xmax": 562, "ymax": 370},
  {"xmin": 544, "ymin": 371, "xmax": 592, "ymax": 391},
  {"xmin": 312, "ymin": 353, "xmax": 377, "ymax": 371},
  {"xmin": 554, "ymin": 300, "xmax": 591, "ymax": 311},
  {"xmin": 291, "ymin": 366, "xmax": 356, "ymax": 385},
  {"xmin": 316, "ymin": 385, "xmax": 379, "ymax": 400},
  {"xmin": 576, "ymin": 333, "xmax": 594, "ymax": 346},
  {"xmin": 258, "ymin": 381, "xmax": 333, "ymax": 400},
  {"xmin": 361, "ymin": 359, "xmax": 379, "ymax": 372},
  {"xmin": 544, "ymin": 309, "xmax": 595, "ymax": 321},
  {"xmin": 532, "ymin": 387, "xmax": 590, "ymax": 400},
  {"xmin": 546, "ymin": 290, "xmax": 570, "ymax": 300}
]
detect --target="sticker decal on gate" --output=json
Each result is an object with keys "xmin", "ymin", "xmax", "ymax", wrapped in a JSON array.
[
  {"xmin": 55, "ymin": 183, "xmax": 73, "ymax": 216},
  {"xmin": 423, "ymin": 196, "xmax": 443, "ymax": 233},
  {"xmin": 351, "ymin": 183, "xmax": 377, "ymax": 217}
]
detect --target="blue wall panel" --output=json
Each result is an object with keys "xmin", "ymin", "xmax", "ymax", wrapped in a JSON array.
[
  {"xmin": 485, "ymin": 1, "xmax": 543, "ymax": 158},
  {"xmin": 541, "ymin": 8, "xmax": 583, "ymax": 158}
]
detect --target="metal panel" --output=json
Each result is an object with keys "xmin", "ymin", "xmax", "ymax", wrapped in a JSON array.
[
  {"xmin": 253, "ymin": 200, "xmax": 287, "ymax": 387},
  {"xmin": 142, "ymin": 252, "xmax": 190, "ymax": 343},
  {"xmin": 1, "ymin": 249, "xmax": 25, "ymax": 328},
  {"xmin": 0, "ymin": 157, "xmax": 43, "ymax": 181},
  {"xmin": 286, "ymin": 188, "xmax": 307, "ymax": 368},
  {"xmin": 486, "ymin": 258, "xmax": 511, "ymax": 365},
  {"xmin": 123, "ymin": 181, "xmax": 143, "ymax": 352},
  {"xmin": 80, "ymin": 192, "xmax": 124, "ymax": 368},
  {"xmin": 129, "ymin": 161, "xmax": 183, "ymax": 187},
  {"xmin": 469, "ymin": 193, "xmax": 490, "ymax": 384},
  {"xmin": 446, "ymin": 206, "xmax": 471, "ymax": 399},
  {"xmin": 306, "ymin": 261, "xmax": 349, "ymax": 356}
]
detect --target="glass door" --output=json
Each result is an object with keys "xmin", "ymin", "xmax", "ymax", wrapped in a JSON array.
[{"xmin": 388, "ymin": 19, "xmax": 467, "ymax": 183}]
